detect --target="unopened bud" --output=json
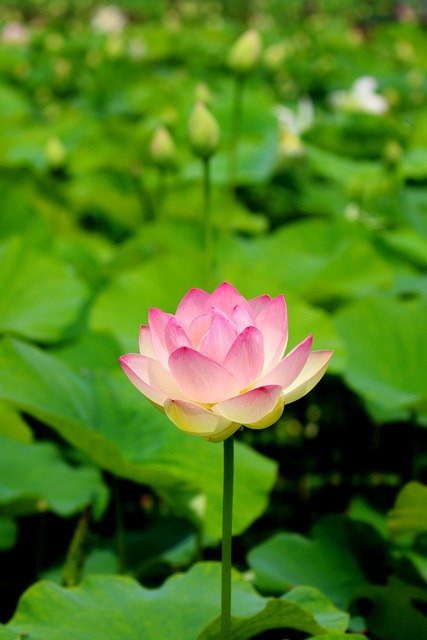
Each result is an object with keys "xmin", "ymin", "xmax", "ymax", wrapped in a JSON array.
[
  {"xmin": 188, "ymin": 102, "xmax": 220, "ymax": 159},
  {"xmin": 45, "ymin": 136, "xmax": 66, "ymax": 168},
  {"xmin": 194, "ymin": 81, "xmax": 212, "ymax": 105},
  {"xmin": 263, "ymin": 41, "xmax": 286, "ymax": 72},
  {"xmin": 383, "ymin": 139, "xmax": 402, "ymax": 168},
  {"xmin": 150, "ymin": 127, "xmax": 177, "ymax": 169},
  {"xmin": 228, "ymin": 29, "xmax": 262, "ymax": 76}
]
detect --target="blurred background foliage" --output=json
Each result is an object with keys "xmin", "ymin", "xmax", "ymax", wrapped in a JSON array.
[{"xmin": 1, "ymin": 1, "xmax": 427, "ymax": 638}]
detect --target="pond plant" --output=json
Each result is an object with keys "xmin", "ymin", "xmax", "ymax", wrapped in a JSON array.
[{"xmin": 1, "ymin": 1, "xmax": 427, "ymax": 639}]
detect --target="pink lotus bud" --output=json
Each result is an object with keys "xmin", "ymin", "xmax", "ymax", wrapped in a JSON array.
[{"xmin": 119, "ymin": 282, "xmax": 333, "ymax": 442}]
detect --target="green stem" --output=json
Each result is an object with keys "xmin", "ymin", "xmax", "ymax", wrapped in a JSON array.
[
  {"xmin": 229, "ymin": 75, "xmax": 244, "ymax": 195},
  {"xmin": 131, "ymin": 166, "xmax": 155, "ymax": 223},
  {"xmin": 202, "ymin": 156, "xmax": 213, "ymax": 289},
  {"xmin": 113, "ymin": 476, "xmax": 126, "ymax": 574},
  {"xmin": 155, "ymin": 167, "xmax": 167, "ymax": 219},
  {"xmin": 221, "ymin": 436, "xmax": 234, "ymax": 640},
  {"xmin": 62, "ymin": 504, "xmax": 91, "ymax": 586}
]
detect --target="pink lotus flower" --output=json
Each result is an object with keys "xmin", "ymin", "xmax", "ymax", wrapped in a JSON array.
[{"xmin": 119, "ymin": 283, "xmax": 333, "ymax": 442}]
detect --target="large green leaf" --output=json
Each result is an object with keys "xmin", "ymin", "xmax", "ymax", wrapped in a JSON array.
[
  {"xmin": 91, "ymin": 237, "xmax": 345, "ymax": 373},
  {"xmin": 0, "ymin": 401, "xmax": 33, "ymax": 443},
  {"xmin": 0, "ymin": 338, "xmax": 277, "ymax": 540},
  {"xmin": 334, "ymin": 295, "xmax": 427, "ymax": 420},
  {"xmin": 0, "ymin": 435, "xmax": 109, "ymax": 519},
  {"xmin": 353, "ymin": 581, "xmax": 427, "ymax": 640},
  {"xmin": 248, "ymin": 516, "xmax": 370, "ymax": 609},
  {"xmin": 218, "ymin": 220, "xmax": 392, "ymax": 305},
  {"xmin": 0, "ymin": 237, "xmax": 88, "ymax": 343},
  {"xmin": 90, "ymin": 251, "xmax": 206, "ymax": 352},
  {"xmin": 0, "ymin": 562, "xmax": 353, "ymax": 640},
  {"xmin": 388, "ymin": 481, "xmax": 427, "ymax": 538}
]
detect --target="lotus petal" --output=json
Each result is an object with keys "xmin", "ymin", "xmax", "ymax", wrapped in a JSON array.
[
  {"xmin": 256, "ymin": 295, "xmax": 288, "ymax": 369},
  {"xmin": 164, "ymin": 398, "xmax": 239, "ymax": 439},
  {"xmin": 175, "ymin": 287, "xmax": 210, "ymax": 330},
  {"xmin": 164, "ymin": 317, "xmax": 191, "ymax": 354},
  {"xmin": 249, "ymin": 294, "xmax": 272, "ymax": 316},
  {"xmin": 210, "ymin": 282, "xmax": 253, "ymax": 318},
  {"xmin": 282, "ymin": 350, "xmax": 333, "ymax": 404},
  {"xmin": 138, "ymin": 325, "xmax": 156, "ymax": 358},
  {"xmin": 256, "ymin": 334, "xmax": 312, "ymax": 388},
  {"xmin": 148, "ymin": 308, "xmax": 174, "ymax": 369},
  {"xmin": 169, "ymin": 346, "xmax": 240, "ymax": 403},
  {"xmin": 232, "ymin": 305, "xmax": 256, "ymax": 333},
  {"xmin": 222, "ymin": 326, "xmax": 264, "ymax": 388},
  {"xmin": 245, "ymin": 395, "xmax": 285, "ymax": 429},
  {"xmin": 119, "ymin": 354, "xmax": 166, "ymax": 408},
  {"xmin": 213, "ymin": 385, "xmax": 282, "ymax": 424},
  {"xmin": 198, "ymin": 313, "xmax": 237, "ymax": 362}
]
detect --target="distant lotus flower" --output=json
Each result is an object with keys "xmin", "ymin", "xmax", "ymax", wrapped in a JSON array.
[
  {"xmin": 119, "ymin": 282, "xmax": 332, "ymax": 442},
  {"xmin": 274, "ymin": 98, "xmax": 314, "ymax": 156},
  {"xmin": 1, "ymin": 22, "xmax": 29, "ymax": 45},
  {"xmin": 91, "ymin": 5, "xmax": 127, "ymax": 34},
  {"xmin": 330, "ymin": 76, "xmax": 388, "ymax": 115}
]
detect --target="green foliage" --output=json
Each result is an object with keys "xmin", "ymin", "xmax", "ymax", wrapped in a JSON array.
[
  {"xmin": 0, "ymin": 562, "xmax": 356, "ymax": 640},
  {"xmin": 335, "ymin": 295, "xmax": 427, "ymax": 422},
  {"xmin": 248, "ymin": 516, "xmax": 375, "ymax": 609},
  {"xmin": 388, "ymin": 482, "xmax": 427, "ymax": 538},
  {"xmin": 0, "ymin": 434, "xmax": 108, "ymax": 519},
  {"xmin": 0, "ymin": 338, "xmax": 277, "ymax": 540},
  {"xmin": 1, "ymin": 1, "xmax": 427, "ymax": 637}
]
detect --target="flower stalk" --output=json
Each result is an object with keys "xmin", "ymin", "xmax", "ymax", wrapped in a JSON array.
[
  {"xmin": 202, "ymin": 156, "xmax": 213, "ymax": 290},
  {"xmin": 221, "ymin": 435, "xmax": 234, "ymax": 639},
  {"xmin": 229, "ymin": 74, "xmax": 244, "ymax": 195}
]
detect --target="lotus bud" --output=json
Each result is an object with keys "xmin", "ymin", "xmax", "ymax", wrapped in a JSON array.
[
  {"xmin": 194, "ymin": 81, "xmax": 212, "ymax": 105},
  {"xmin": 45, "ymin": 136, "xmax": 66, "ymax": 168},
  {"xmin": 228, "ymin": 29, "xmax": 262, "ymax": 76},
  {"xmin": 188, "ymin": 102, "xmax": 220, "ymax": 159},
  {"xmin": 263, "ymin": 41, "xmax": 287, "ymax": 72},
  {"xmin": 150, "ymin": 126, "xmax": 177, "ymax": 169},
  {"xmin": 383, "ymin": 139, "xmax": 402, "ymax": 169}
]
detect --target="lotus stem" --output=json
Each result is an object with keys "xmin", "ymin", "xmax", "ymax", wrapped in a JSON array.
[
  {"xmin": 229, "ymin": 75, "xmax": 244, "ymax": 195},
  {"xmin": 202, "ymin": 156, "xmax": 213, "ymax": 290},
  {"xmin": 113, "ymin": 476, "xmax": 126, "ymax": 574},
  {"xmin": 221, "ymin": 435, "xmax": 234, "ymax": 639}
]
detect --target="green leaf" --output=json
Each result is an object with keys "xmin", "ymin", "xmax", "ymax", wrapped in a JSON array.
[
  {"xmin": 348, "ymin": 495, "xmax": 389, "ymax": 540},
  {"xmin": 0, "ymin": 401, "xmax": 33, "ymax": 443},
  {"xmin": 248, "ymin": 516, "xmax": 369, "ymax": 609},
  {"xmin": 90, "ymin": 252, "xmax": 207, "ymax": 352},
  {"xmin": 306, "ymin": 144, "xmax": 381, "ymax": 186},
  {"xmin": 381, "ymin": 227, "xmax": 427, "ymax": 269},
  {"xmin": 0, "ymin": 515, "xmax": 18, "ymax": 551},
  {"xmin": 0, "ymin": 338, "xmax": 277, "ymax": 540},
  {"xmin": 0, "ymin": 435, "xmax": 109, "ymax": 519},
  {"xmin": 0, "ymin": 82, "xmax": 30, "ymax": 119},
  {"xmin": 334, "ymin": 295, "xmax": 427, "ymax": 419},
  {"xmin": 0, "ymin": 237, "xmax": 88, "ymax": 343},
  {"xmin": 310, "ymin": 635, "xmax": 366, "ymax": 640},
  {"xmin": 388, "ymin": 481, "xmax": 427, "ymax": 538},
  {"xmin": 353, "ymin": 582, "xmax": 427, "ymax": 640},
  {"xmin": 199, "ymin": 587, "xmax": 348, "ymax": 639},
  {"xmin": 402, "ymin": 148, "xmax": 427, "ymax": 180},
  {"xmin": 1, "ymin": 563, "xmax": 350, "ymax": 640},
  {"xmin": 218, "ymin": 220, "xmax": 392, "ymax": 305}
]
